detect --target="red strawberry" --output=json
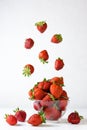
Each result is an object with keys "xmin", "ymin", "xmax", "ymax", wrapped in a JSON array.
[
  {"xmin": 50, "ymin": 76, "xmax": 64, "ymax": 86},
  {"xmin": 51, "ymin": 34, "xmax": 63, "ymax": 43},
  {"xmin": 33, "ymin": 87, "xmax": 46, "ymax": 100},
  {"xmin": 38, "ymin": 78, "xmax": 52, "ymax": 91},
  {"xmin": 5, "ymin": 114, "xmax": 17, "ymax": 125},
  {"xmin": 28, "ymin": 89, "xmax": 34, "ymax": 98},
  {"xmin": 14, "ymin": 108, "xmax": 26, "ymax": 122},
  {"xmin": 33, "ymin": 100, "xmax": 42, "ymax": 111},
  {"xmin": 42, "ymin": 93, "xmax": 55, "ymax": 101},
  {"xmin": 67, "ymin": 111, "xmax": 83, "ymax": 124},
  {"xmin": 24, "ymin": 38, "xmax": 34, "ymax": 49},
  {"xmin": 50, "ymin": 83, "xmax": 63, "ymax": 99},
  {"xmin": 40, "ymin": 94, "xmax": 55, "ymax": 108},
  {"xmin": 59, "ymin": 100, "xmax": 68, "ymax": 111},
  {"xmin": 55, "ymin": 58, "xmax": 64, "ymax": 71},
  {"xmin": 22, "ymin": 64, "xmax": 34, "ymax": 77},
  {"xmin": 27, "ymin": 112, "xmax": 46, "ymax": 126},
  {"xmin": 44, "ymin": 107, "xmax": 61, "ymax": 120},
  {"xmin": 35, "ymin": 21, "xmax": 47, "ymax": 33},
  {"xmin": 39, "ymin": 50, "xmax": 49, "ymax": 64},
  {"xmin": 59, "ymin": 90, "xmax": 69, "ymax": 100}
]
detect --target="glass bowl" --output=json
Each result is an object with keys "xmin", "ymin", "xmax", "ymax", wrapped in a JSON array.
[{"xmin": 32, "ymin": 99, "xmax": 68, "ymax": 121}]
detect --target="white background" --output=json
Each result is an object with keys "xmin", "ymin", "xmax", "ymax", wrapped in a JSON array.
[{"xmin": 0, "ymin": 0, "xmax": 87, "ymax": 110}]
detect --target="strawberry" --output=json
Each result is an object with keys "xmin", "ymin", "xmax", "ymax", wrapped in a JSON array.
[
  {"xmin": 59, "ymin": 90, "xmax": 69, "ymax": 100},
  {"xmin": 33, "ymin": 87, "xmax": 46, "ymax": 100},
  {"xmin": 50, "ymin": 76, "xmax": 64, "ymax": 86},
  {"xmin": 5, "ymin": 114, "xmax": 17, "ymax": 125},
  {"xmin": 14, "ymin": 107, "xmax": 26, "ymax": 122},
  {"xmin": 40, "ymin": 94, "xmax": 55, "ymax": 108},
  {"xmin": 22, "ymin": 64, "xmax": 34, "ymax": 77},
  {"xmin": 27, "ymin": 112, "xmax": 46, "ymax": 126},
  {"xmin": 44, "ymin": 107, "xmax": 61, "ymax": 120},
  {"xmin": 42, "ymin": 93, "xmax": 55, "ymax": 101},
  {"xmin": 33, "ymin": 100, "xmax": 42, "ymax": 111},
  {"xmin": 67, "ymin": 111, "xmax": 83, "ymax": 124},
  {"xmin": 51, "ymin": 34, "xmax": 63, "ymax": 43},
  {"xmin": 55, "ymin": 58, "xmax": 64, "ymax": 71},
  {"xmin": 58, "ymin": 90, "xmax": 69, "ymax": 111},
  {"xmin": 28, "ymin": 89, "xmax": 34, "ymax": 98},
  {"xmin": 24, "ymin": 38, "xmax": 34, "ymax": 49},
  {"xmin": 35, "ymin": 21, "xmax": 47, "ymax": 33},
  {"xmin": 38, "ymin": 78, "xmax": 52, "ymax": 91},
  {"xmin": 39, "ymin": 50, "xmax": 49, "ymax": 64},
  {"xmin": 50, "ymin": 84, "xmax": 63, "ymax": 99},
  {"xmin": 59, "ymin": 100, "xmax": 68, "ymax": 111}
]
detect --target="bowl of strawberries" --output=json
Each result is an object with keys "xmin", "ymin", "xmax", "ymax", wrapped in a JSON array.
[{"xmin": 28, "ymin": 76, "xmax": 69, "ymax": 121}]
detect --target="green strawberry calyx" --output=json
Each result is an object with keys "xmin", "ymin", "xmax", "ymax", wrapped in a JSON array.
[
  {"xmin": 39, "ymin": 58, "xmax": 48, "ymax": 64},
  {"xmin": 38, "ymin": 111, "xmax": 46, "ymax": 123},
  {"xmin": 74, "ymin": 111, "xmax": 84, "ymax": 120},
  {"xmin": 54, "ymin": 34, "xmax": 63, "ymax": 42},
  {"xmin": 35, "ymin": 21, "xmax": 46, "ymax": 26},
  {"xmin": 13, "ymin": 107, "xmax": 20, "ymax": 113},
  {"xmin": 22, "ymin": 66, "xmax": 31, "ymax": 77},
  {"xmin": 4, "ymin": 114, "xmax": 9, "ymax": 119},
  {"xmin": 48, "ymin": 93, "xmax": 55, "ymax": 101}
]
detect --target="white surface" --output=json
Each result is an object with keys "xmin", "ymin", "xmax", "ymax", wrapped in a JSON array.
[
  {"xmin": 0, "ymin": 107, "xmax": 87, "ymax": 130},
  {"xmin": 0, "ymin": 0, "xmax": 87, "ymax": 109}
]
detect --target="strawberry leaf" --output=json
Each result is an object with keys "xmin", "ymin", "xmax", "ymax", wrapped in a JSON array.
[
  {"xmin": 35, "ymin": 21, "xmax": 46, "ymax": 26},
  {"xmin": 39, "ymin": 58, "xmax": 48, "ymax": 64},
  {"xmin": 22, "ymin": 67, "xmax": 31, "ymax": 77}
]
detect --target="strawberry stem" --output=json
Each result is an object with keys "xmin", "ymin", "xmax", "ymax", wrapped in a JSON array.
[
  {"xmin": 39, "ymin": 58, "xmax": 48, "ymax": 64},
  {"xmin": 13, "ymin": 107, "xmax": 19, "ymax": 113},
  {"xmin": 55, "ymin": 34, "xmax": 63, "ymax": 42},
  {"xmin": 4, "ymin": 114, "xmax": 9, "ymax": 119}
]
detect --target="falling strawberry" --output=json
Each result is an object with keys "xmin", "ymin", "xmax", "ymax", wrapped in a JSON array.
[
  {"xmin": 39, "ymin": 50, "xmax": 49, "ymax": 64},
  {"xmin": 35, "ymin": 21, "xmax": 47, "ymax": 33},
  {"xmin": 5, "ymin": 114, "xmax": 17, "ymax": 125},
  {"xmin": 51, "ymin": 34, "xmax": 63, "ymax": 43},
  {"xmin": 14, "ymin": 107, "xmax": 27, "ymax": 122},
  {"xmin": 67, "ymin": 111, "xmax": 83, "ymax": 124},
  {"xmin": 54, "ymin": 58, "xmax": 64, "ymax": 71},
  {"xmin": 24, "ymin": 38, "xmax": 34, "ymax": 49},
  {"xmin": 27, "ymin": 112, "xmax": 46, "ymax": 126},
  {"xmin": 22, "ymin": 64, "xmax": 34, "ymax": 77}
]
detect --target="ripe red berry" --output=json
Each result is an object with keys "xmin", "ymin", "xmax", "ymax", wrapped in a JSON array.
[
  {"xmin": 67, "ymin": 111, "xmax": 83, "ymax": 124},
  {"xmin": 51, "ymin": 34, "xmax": 63, "ymax": 43},
  {"xmin": 14, "ymin": 108, "xmax": 27, "ymax": 122},
  {"xmin": 22, "ymin": 64, "xmax": 34, "ymax": 77},
  {"xmin": 39, "ymin": 50, "xmax": 49, "ymax": 64},
  {"xmin": 5, "ymin": 114, "xmax": 17, "ymax": 125},
  {"xmin": 24, "ymin": 38, "xmax": 34, "ymax": 49},
  {"xmin": 55, "ymin": 58, "xmax": 64, "ymax": 71},
  {"xmin": 35, "ymin": 21, "xmax": 47, "ymax": 33},
  {"xmin": 27, "ymin": 112, "xmax": 46, "ymax": 126}
]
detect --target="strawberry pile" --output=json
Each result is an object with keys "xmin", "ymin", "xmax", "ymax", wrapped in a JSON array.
[{"xmin": 28, "ymin": 76, "xmax": 69, "ymax": 122}]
